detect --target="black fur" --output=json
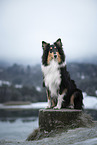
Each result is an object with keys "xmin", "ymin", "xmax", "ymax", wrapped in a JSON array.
[
  {"xmin": 59, "ymin": 67, "xmax": 83, "ymax": 109},
  {"xmin": 42, "ymin": 43, "xmax": 50, "ymax": 66},
  {"xmin": 54, "ymin": 41, "xmax": 65, "ymax": 63}
]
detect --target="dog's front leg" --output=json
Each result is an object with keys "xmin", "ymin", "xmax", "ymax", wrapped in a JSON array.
[
  {"xmin": 54, "ymin": 93, "xmax": 65, "ymax": 109},
  {"xmin": 46, "ymin": 89, "xmax": 52, "ymax": 109},
  {"xmin": 68, "ymin": 94, "xmax": 74, "ymax": 109}
]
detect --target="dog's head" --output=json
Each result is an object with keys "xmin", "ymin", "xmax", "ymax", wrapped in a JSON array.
[{"xmin": 42, "ymin": 38, "xmax": 65, "ymax": 65}]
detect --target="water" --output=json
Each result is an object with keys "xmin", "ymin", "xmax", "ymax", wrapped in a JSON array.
[
  {"xmin": 0, "ymin": 102, "xmax": 45, "ymax": 143},
  {"xmin": 0, "ymin": 118, "xmax": 38, "ymax": 141},
  {"xmin": 0, "ymin": 109, "xmax": 39, "ymax": 144}
]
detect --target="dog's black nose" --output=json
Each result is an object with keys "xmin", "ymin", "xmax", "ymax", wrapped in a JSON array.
[{"xmin": 54, "ymin": 54, "xmax": 57, "ymax": 58}]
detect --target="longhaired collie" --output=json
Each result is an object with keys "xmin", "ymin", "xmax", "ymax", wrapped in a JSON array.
[{"xmin": 41, "ymin": 38, "xmax": 83, "ymax": 109}]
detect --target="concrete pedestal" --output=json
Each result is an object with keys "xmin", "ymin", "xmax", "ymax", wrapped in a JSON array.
[{"xmin": 39, "ymin": 109, "xmax": 82, "ymax": 132}]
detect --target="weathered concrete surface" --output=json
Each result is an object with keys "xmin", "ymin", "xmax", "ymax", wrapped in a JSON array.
[{"xmin": 39, "ymin": 109, "xmax": 82, "ymax": 132}]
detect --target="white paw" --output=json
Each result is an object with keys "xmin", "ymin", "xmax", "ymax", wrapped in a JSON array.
[
  {"xmin": 45, "ymin": 105, "xmax": 51, "ymax": 109},
  {"xmin": 46, "ymin": 100, "xmax": 51, "ymax": 109},
  {"xmin": 54, "ymin": 105, "xmax": 61, "ymax": 109},
  {"xmin": 68, "ymin": 104, "xmax": 74, "ymax": 109}
]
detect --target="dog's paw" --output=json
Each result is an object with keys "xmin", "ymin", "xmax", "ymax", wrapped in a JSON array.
[
  {"xmin": 45, "ymin": 105, "xmax": 51, "ymax": 109},
  {"xmin": 68, "ymin": 104, "xmax": 74, "ymax": 109},
  {"xmin": 53, "ymin": 105, "xmax": 61, "ymax": 109}
]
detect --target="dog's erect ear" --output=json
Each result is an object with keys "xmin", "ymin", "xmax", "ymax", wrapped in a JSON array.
[
  {"xmin": 42, "ymin": 41, "xmax": 48, "ymax": 50},
  {"xmin": 56, "ymin": 38, "xmax": 62, "ymax": 47}
]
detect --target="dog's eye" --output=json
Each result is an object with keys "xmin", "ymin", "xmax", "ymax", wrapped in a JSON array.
[
  {"xmin": 50, "ymin": 49, "xmax": 52, "ymax": 53},
  {"xmin": 54, "ymin": 46, "xmax": 58, "ymax": 52},
  {"xmin": 50, "ymin": 47, "xmax": 53, "ymax": 53}
]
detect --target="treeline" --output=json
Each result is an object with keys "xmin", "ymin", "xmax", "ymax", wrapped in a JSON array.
[
  {"xmin": 0, "ymin": 63, "xmax": 97, "ymax": 103},
  {"xmin": 0, "ymin": 63, "xmax": 42, "ymax": 87},
  {"xmin": 0, "ymin": 84, "xmax": 46, "ymax": 103},
  {"xmin": 67, "ymin": 63, "xmax": 97, "ymax": 96}
]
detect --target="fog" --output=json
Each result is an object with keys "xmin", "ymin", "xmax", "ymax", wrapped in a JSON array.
[{"xmin": 0, "ymin": 0, "xmax": 97, "ymax": 65}]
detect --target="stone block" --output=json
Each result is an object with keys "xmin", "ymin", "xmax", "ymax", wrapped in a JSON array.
[{"xmin": 39, "ymin": 109, "xmax": 82, "ymax": 132}]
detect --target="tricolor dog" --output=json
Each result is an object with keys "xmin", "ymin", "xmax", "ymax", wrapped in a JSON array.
[{"xmin": 41, "ymin": 38, "xmax": 83, "ymax": 109}]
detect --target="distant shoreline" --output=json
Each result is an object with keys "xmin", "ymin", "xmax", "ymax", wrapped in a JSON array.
[
  {"xmin": 3, "ymin": 101, "xmax": 32, "ymax": 106},
  {"xmin": 0, "ymin": 102, "xmax": 48, "ymax": 110}
]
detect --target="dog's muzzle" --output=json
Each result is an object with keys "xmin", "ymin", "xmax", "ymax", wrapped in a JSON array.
[{"xmin": 54, "ymin": 54, "xmax": 57, "ymax": 58}]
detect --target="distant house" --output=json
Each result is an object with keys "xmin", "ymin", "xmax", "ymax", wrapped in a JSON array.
[{"xmin": 0, "ymin": 80, "xmax": 11, "ymax": 87}]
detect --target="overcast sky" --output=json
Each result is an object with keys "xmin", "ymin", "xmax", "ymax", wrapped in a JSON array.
[{"xmin": 0, "ymin": 0, "xmax": 97, "ymax": 65}]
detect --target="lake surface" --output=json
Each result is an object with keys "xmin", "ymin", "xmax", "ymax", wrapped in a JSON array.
[
  {"xmin": 0, "ymin": 117, "xmax": 38, "ymax": 140},
  {"xmin": 0, "ymin": 109, "xmax": 39, "ymax": 143}
]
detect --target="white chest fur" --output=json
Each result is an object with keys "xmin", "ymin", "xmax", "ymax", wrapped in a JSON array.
[{"xmin": 42, "ymin": 60, "xmax": 61, "ymax": 97}]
